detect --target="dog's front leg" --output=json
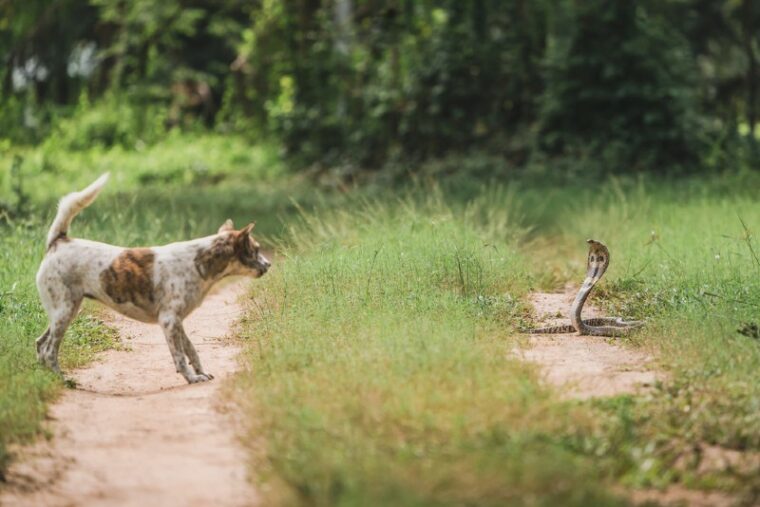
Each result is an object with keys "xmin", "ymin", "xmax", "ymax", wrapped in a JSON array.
[
  {"xmin": 159, "ymin": 314, "xmax": 213, "ymax": 384},
  {"xmin": 178, "ymin": 327, "xmax": 213, "ymax": 379}
]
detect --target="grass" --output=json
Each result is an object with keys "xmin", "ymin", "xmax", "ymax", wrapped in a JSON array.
[
  {"xmin": 236, "ymin": 174, "xmax": 760, "ymax": 505},
  {"xmin": 236, "ymin": 194, "xmax": 629, "ymax": 506},
  {"xmin": 0, "ymin": 224, "xmax": 122, "ymax": 474},
  {"xmin": 539, "ymin": 176, "xmax": 760, "ymax": 496},
  {"xmin": 1, "ymin": 132, "xmax": 283, "ymax": 204},
  {"xmin": 1, "ymin": 132, "xmax": 759, "ymax": 504},
  {"xmin": 0, "ymin": 133, "xmax": 316, "ymax": 476}
]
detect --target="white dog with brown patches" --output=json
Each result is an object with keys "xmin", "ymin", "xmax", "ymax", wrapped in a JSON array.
[{"xmin": 36, "ymin": 174, "xmax": 270, "ymax": 383}]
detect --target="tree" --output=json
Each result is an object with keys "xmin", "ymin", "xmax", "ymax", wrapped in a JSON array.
[{"xmin": 539, "ymin": 0, "xmax": 704, "ymax": 172}]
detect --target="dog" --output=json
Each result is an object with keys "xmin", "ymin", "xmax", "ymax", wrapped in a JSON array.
[{"xmin": 35, "ymin": 173, "xmax": 270, "ymax": 383}]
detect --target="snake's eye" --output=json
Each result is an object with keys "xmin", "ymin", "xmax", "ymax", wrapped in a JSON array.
[
  {"xmin": 590, "ymin": 255, "xmax": 596, "ymax": 262},
  {"xmin": 598, "ymin": 256, "xmax": 604, "ymax": 263}
]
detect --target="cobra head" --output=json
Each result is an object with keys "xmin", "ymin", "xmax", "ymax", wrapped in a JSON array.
[{"xmin": 585, "ymin": 239, "xmax": 610, "ymax": 282}]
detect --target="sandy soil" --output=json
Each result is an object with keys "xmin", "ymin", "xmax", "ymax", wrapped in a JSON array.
[
  {"xmin": 0, "ymin": 280, "xmax": 257, "ymax": 507},
  {"xmin": 2, "ymin": 279, "xmax": 744, "ymax": 507},
  {"xmin": 629, "ymin": 486, "xmax": 736, "ymax": 507},
  {"xmin": 516, "ymin": 290, "xmax": 659, "ymax": 399},
  {"xmin": 521, "ymin": 291, "xmax": 757, "ymax": 505}
]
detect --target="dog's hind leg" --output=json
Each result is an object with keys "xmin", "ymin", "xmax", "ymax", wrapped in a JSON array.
[
  {"xmin": 39, "ymin": 298, "xmax": 82, "ymax": 373},
  {"xmin": 36, "ymin": 328, "xmax": 50, "ymax": 357},
  {"xmin": 178, "ymin": 328, "xmax": 213, "ymax": 379},
  {"xmin": 159, "ymin": 314, "xmax": 212, "ymax": 384}
]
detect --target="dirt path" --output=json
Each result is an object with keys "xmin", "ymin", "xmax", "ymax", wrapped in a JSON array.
[
  {"xmin": 0, "ymin": 280, "xmax": 257, "ymax": 507},
  {"xmin": 518, "ymin": 292, "xmax": 752, "ymax": 505},
  {"xmin": 515, "ymin": 290, "xmax": 658, "ymax": 399}
]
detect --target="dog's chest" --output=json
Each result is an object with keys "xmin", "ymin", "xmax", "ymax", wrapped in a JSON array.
[{"xmin": 153, "ymin": 251, "xmax": 213, "ymax": 316}]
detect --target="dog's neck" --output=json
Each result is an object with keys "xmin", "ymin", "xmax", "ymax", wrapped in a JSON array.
[{"xmin": 193, "ymin": 233, "xmax": 242, "ymax": 283}]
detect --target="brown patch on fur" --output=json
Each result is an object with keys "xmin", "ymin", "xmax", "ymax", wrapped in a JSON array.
[
  {"xmin": 233, "ymin": 231, "xmax": 252, "ymax": 257},
  {"xmin": 233, "ymin": 230, "xmax": 260, "ymax": 270},
  {"xmin": 194, "ymin": 235, "xmax": 235, "ymax": 279},
  {"xmin": 100, "ymin": 249, "xmax": 156, "ymax": 310},
  {"xmin": 47, "ymin": 233, "xmax": 70, "ymax": 252}
]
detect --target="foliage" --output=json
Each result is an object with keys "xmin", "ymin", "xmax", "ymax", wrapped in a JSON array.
[
  {"xmin": 539, "ymin": 0, "xmax": 705, "ymax": 172},
  {"xmin": 2, "ymin": 0, "xmax": 758, "ymax": 173},
  {"xmin": 49, "ymin": 93, "xmax": 168, "ymax": 150}
]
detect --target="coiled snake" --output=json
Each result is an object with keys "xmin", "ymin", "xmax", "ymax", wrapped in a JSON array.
[{"xmin": 527, "ymin": 239, "xmax": 643, "ymax": 337}]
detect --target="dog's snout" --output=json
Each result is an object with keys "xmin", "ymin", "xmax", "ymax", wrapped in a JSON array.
[{"xmin": 259, "ymin": 255, "xmax": 271, "ymax": 273}]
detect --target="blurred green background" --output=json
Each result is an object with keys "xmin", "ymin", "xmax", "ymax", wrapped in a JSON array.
[{"xmin": 1, "ymin": 0, "xmax": 758, "ymax": 187}]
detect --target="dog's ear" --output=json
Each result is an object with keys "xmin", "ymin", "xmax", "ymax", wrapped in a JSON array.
[
  {"xmin": 218, "ymin": 219, "xmax": 235, "ymax": 233},
  {"xmin": 239, "ymin": 222, "xmax": 255, "ymax": 237}
]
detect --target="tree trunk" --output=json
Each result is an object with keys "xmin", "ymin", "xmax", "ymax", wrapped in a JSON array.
[
  {"xmin": 333, "ymin": 0, "xmax": 353, "ymax": 118},
  {"xmin": 742, "ymin": 0, "xmax": 757, "ymax": 138}
]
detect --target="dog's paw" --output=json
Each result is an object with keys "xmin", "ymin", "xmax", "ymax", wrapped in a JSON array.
[{"xmin": 186, "ymin": 373, "xmax": 214, "ymax": 384}]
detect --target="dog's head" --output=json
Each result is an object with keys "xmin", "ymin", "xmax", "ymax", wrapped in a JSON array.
[{"xmin": 218, "ymin": 219, "xmax": 271, "ymax": 277}]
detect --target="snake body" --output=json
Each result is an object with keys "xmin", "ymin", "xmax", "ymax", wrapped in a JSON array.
[{"xmin": 528, "ymin": 239, "xmax": 643, "ymax": 337}]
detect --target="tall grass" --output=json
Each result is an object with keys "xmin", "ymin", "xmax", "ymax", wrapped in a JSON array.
[
  {"xmin": 237, "ymin": 194, "xmax": 633, "ymax": 506},
  {"xmin": 0, "ymin": 134, "xmax": 306, "ymax": 476},
  {"xmin": 0, "ymin": 133, "xmax": 286, "ymax": 208},
  {"xmin": 0, "ymin": 225, "xmax": 122, "ymax": 473},
  {"xmin": 238, "ymin": 174, "xmax": 760, "ymax": 504},
  {"xmin": 535, "ymin": 176, "xmax": 760, "ymax": 494},
  {"xmin": 3, "ymin": 132, "xmax": 758, "ymax": 503}
]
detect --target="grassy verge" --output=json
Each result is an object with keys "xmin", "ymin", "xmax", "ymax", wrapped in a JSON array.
[
  {"xmin": 236, "ymin": 193, "xmax": 634, "ymax": 506},
  {"xmin": 0, "ymin": 225, "xmax": 120, "ymax": 474},
  {"xmin": 1, "ymin": 132, "xmax": 284, "ymax": 204},
  {"xmin": 3, "ymin": 132, "xmax": 758, "ymax": 504},
  {"xmin": 238, "ymin": 174, "xmax": 760, "ymax": 505},
  {"xmin": 532, "ymin": 176, "xmax": 760, "ymax": 498}
]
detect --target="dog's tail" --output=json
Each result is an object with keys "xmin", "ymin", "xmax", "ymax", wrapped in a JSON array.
[{"xmin": 46, "ymin": 173, "xmax": 110, "ymax": 249}]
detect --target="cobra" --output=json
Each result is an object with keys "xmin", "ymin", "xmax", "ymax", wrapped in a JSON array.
[{"xmin": 528, "ymin": 239, "xmax": 643, "ymax": 337}]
